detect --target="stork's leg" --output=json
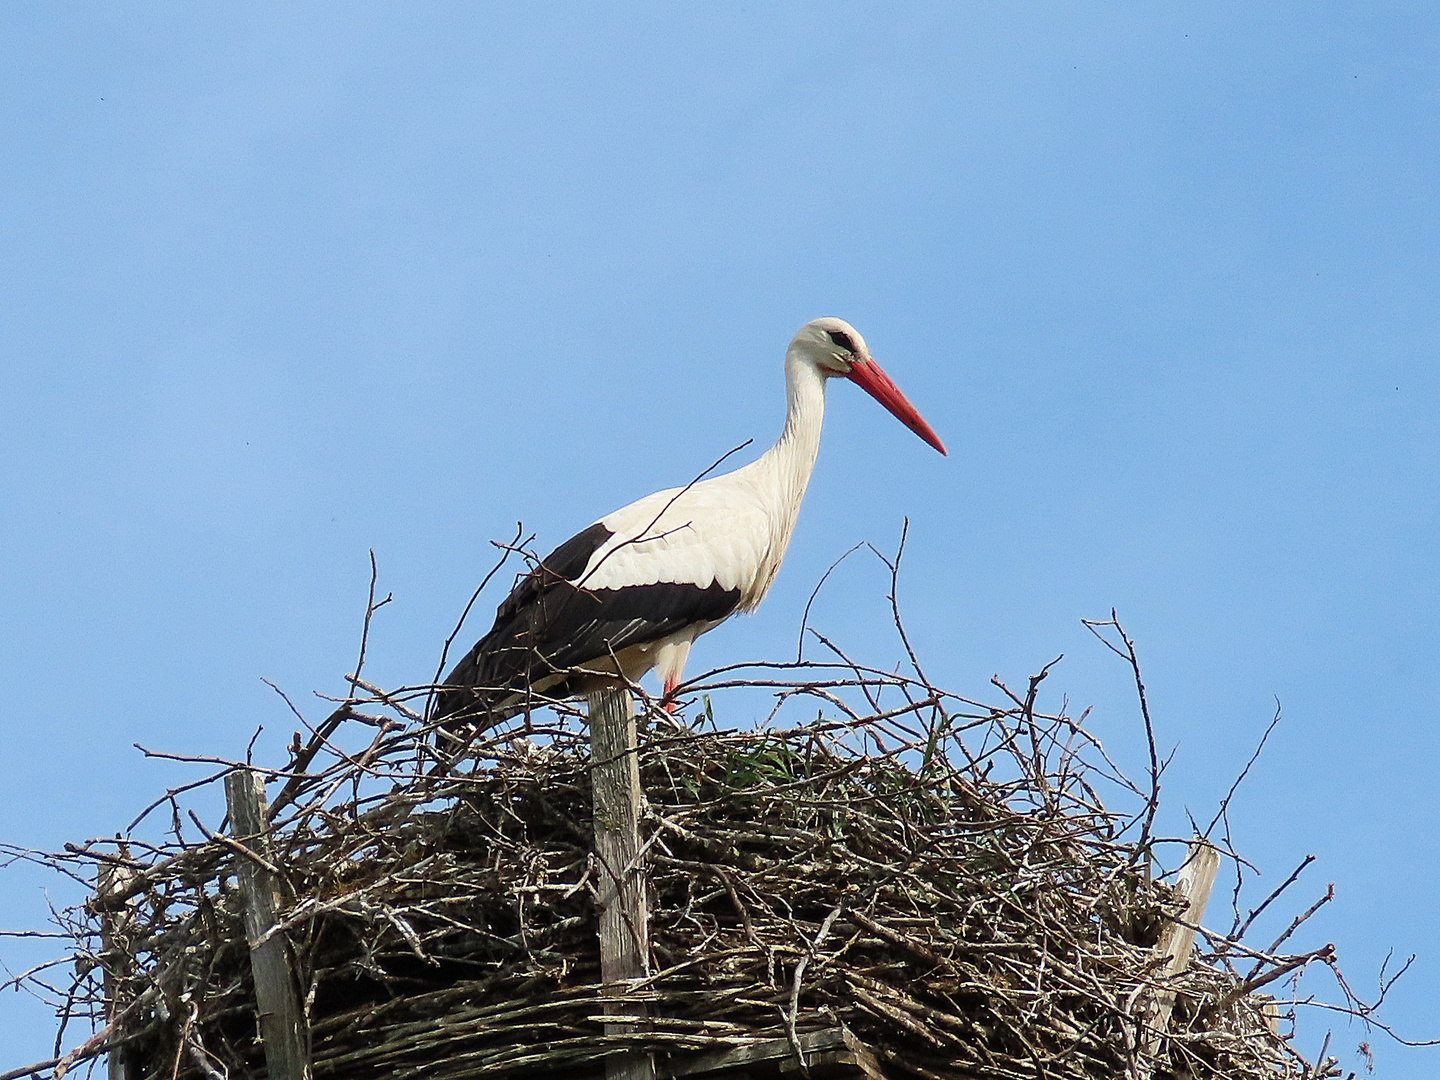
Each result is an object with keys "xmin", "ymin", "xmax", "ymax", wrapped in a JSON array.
[{"xmin": 654, "ymin": 636, "xmax": 694, "ymax": 715}]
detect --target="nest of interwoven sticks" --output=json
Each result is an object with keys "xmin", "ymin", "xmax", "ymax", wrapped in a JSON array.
[{"xmin": 7, "ymin": 629, "xmax": 1362, "ymax": 1080}]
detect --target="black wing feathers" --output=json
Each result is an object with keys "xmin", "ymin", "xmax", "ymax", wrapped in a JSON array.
[
  {"xmin": 431, "ymin": 521, "xmax": 740, "ymax": 727},
  {"xmin": 488, "ymin": 521, "xmax": 613, "ymax": 628},
  {"xmin": 521, "ymin": 579, "xmax": 739, "ymax": 675}
]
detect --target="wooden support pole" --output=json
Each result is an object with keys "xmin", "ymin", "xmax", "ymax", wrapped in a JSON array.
[
  {"xmin": 587, "ymin": 687, "xmax": 655, "ymax": 1080},
  {"xmin": 97, "ymin": 852, "xmax": 133, "ymax": 1080},
  {"xmin": 224, "ymin": 769, "xmax": 310, "ymax": 1080},
  {"xmin": 1141, "ymin": 838, "xmax": 1221, "ymax": 1067}
]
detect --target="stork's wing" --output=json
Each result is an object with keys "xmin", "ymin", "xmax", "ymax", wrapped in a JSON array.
[{"xmin": 431, "ymin": 479, "xmax": 768, "ymax": 724}]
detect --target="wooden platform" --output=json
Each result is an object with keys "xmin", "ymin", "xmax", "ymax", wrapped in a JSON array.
[
  {"xmin": 560, "ymin": 1027, "xmax": 886, "ymax": 1080},
  {"xmin": 669, "ymin": 1026, "xmax": 885, "ymax": 1079}
]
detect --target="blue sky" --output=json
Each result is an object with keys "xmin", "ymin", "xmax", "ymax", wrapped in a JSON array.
[{"xmin": 3, "ymin": 3, "xmax": 1437, "ymax": 1073}]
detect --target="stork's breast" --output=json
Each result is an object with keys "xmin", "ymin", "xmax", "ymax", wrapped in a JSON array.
[{"xmin": 584, "ymin": 484, "xmax": 771, "ymax": 601}]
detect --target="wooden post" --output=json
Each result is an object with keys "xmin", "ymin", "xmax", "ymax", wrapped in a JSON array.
[
  {"xmin": 1141, "ymin": 838, "xmax": 1221, "ymax": 1067},
  {"xmin": 224, "ymin": 769, "xmax": 310, "ymax": 1080},
  {"xmin": 588, "ymin": 687, "xmax": 655, "ymax": 1080},
  {"xmin": 97, "ymin": 851, "xmax": 133, "ymax": 1080}
]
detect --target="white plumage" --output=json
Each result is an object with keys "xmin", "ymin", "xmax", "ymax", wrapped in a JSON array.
[{"xmin": 431, "ymin": 316, "xmax": 945, "ymax": 726}]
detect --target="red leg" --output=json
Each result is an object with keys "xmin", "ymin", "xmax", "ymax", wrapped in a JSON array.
[{"xmin": 663, "ymin": 673, "xmax": 681, "ymax": 713}]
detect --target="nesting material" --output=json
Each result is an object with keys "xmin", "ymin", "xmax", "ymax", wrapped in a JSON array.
[{"xmin": 37, "ymin": 661, "xmax": 1326, "ymax": 1079}]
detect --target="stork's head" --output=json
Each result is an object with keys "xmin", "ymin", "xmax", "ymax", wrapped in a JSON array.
[{"xmin": 790, "ymin": 317, "xmax": 947, "ymax": 456}]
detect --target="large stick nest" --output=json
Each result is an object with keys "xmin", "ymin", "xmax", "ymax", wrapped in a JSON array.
[{"xmin": 10, "ymin": 635, "xmax": 1353, "ymax": 1080}]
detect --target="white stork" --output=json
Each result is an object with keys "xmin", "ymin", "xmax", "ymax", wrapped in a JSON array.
[{"xmin": 431, "ymin": 317, "xmax": 945, "ymax": 729}]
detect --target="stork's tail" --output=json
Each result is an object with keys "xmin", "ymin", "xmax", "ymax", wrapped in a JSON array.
[
  {"xmin": 426, "ymin": 629, "xmax": 576, "ymax": 749},
  {"xmin": 426, "ymin": 639, "xmax": 518, "ymax": 746}
]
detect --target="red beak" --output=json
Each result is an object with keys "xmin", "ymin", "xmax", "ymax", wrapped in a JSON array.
[{"xmin": 845, "ymin": 359, "xmax": 948, "ymax": 456}]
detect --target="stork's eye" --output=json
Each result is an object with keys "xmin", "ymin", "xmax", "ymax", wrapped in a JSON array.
[{"xmin": 826, "ymin": 330, "xmax": 855, "ymax": 352}]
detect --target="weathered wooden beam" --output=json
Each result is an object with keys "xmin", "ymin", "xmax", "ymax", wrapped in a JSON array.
[
  {"xmin": 672, "ymin": 1026, "xmax": 883, "ymax": 1079},
  {"xmin": 1141, "ymin": 838, "xmax": 1221, "ymax": 1067},
  {"xmin": 588, "ymin": 687, "xmax": 655, "ymax": 1080},
  {"xmin": 97, "ymin": 851, "xmax": 134, "ymax": 1080},
  {"xmin": 224, "ymin": 769, "xmax": 310, "ymax": 1080}
]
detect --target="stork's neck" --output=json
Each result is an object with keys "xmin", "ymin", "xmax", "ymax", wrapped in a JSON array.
[
  {"xmin": 756, "ymin": 353, "xmax": 826, "ymax": 528},
  {"xmin": 715, "ymin": 352, "xmax": 827, "ymax": 611}
]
